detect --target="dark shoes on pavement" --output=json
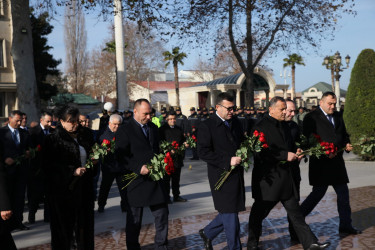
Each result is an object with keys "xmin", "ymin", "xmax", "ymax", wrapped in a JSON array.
[
  {"xmin": 308, "ymin": 242, "xmax": 331, "ymax": 249},
  {"xmin": 28, "ymin": 213, "xmax": 35, "ymax": 224},
  {"xmin": 339, "ymin": 226, "xmax": 362, "ymax": 235},
  {"xmin": 173, "ymin": 196, "xmax": 187, "ymax": 202},
  {"xmin": 98, "ymin": 206, "xmax": 104, "ymax": 213},
  {"xmin": 13, "ymin": 224, "xmax": 30, "ymax": 232},
  {"xmin": 199, "ymin": 229, "xmax": 213, "ymax": 250}
]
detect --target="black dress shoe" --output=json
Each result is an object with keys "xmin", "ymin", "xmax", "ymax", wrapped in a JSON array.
[
  {"xmin": 173, "ymin": 196, "xmax": 187, "ymax": 202},
  {"xmin": 339, "ymin": 226, "xmax": 362, "ymax": 235},
  {"xmin": 98, "ymin": 206, "xmax": 104, "ymax": 213},
  {"xmin": 308, "ymin": 242, "xmax": 330, "ymax": 249},
  {"xmin": 199, "ymin": 229, "xmax": 213, "ymax": 250},
  {"xmin": 247, "ymin": 241, "xmax": 260, "ymax": 250},
  {"xmin": 28, "ymin": 214, "xmax": 35, "ymax": 224}
]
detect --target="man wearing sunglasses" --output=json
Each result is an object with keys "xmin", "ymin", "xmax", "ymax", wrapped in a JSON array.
[{"xmin": 197, "ymin": 92, "xmax": 245, "ymax": 250}]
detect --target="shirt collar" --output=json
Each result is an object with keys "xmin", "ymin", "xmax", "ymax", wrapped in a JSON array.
[
  {"xmin": 320, "ymin": 107, "xmax": 330, "ymax": 117},
  {"xmin": 40, "ymin": 123, "xmax": 46, "ymax": 130},
  {"xmin": 215, "ymin": 112, "xmax": 226, "ymax": 122},
  {"xmin": 8, "ymin": 124, "xmax": 17, "ymax": 133},
  {"xmin": 133, "ymin": 118, "xmax": 147, "ymax": 128}
]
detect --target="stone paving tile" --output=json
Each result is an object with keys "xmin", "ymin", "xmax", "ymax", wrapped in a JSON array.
[{"xmin": 21, "ymin": 186, "xmax": 375, "ymax": 249}]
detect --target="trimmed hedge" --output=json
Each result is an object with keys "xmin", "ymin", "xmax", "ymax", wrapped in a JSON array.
[{"xmin": 344, "ymin": 48, "xmax": 375, "ymax": 160}]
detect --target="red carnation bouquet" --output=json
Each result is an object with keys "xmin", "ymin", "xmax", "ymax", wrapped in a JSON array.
[
  {"xmin": 122, "ymin": 149, "xmax": 175, "ymax": 189},
  {"xmin": 296, "ymin": 134, "xmax": 338, "ymax": 158},
  {"xmin": 214, "ymin": 130, "xmax": 268, "ymax": 190},
  {"xmin": 85, "ymin": 138, "xmax": 116, "ymax": 169},
  {"xmin": 184, "ymin": 135, "xmax": 197, "ymax": 149}
]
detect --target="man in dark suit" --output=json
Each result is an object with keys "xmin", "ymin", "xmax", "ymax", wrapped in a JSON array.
[
  {"xmin": 0, "ymin": 110, "xmax": 31, "ymax": 231},
  {"xmin": 115, "ymin": 99, "xmax": 169, "ymax": 250},
  {"xmin": 188, "ymin": 107, "xmax": 200, "ymax": 160},
  {"xmin": 97, "ymin": 114, "xmax": 128, "ymax": 213},
  {"xmin": 247, "ymin": 97, "xmax": 329, "ymax": 250},
  {"xmin": 300, "ymin": 92, "xmax": 361, "ymax": 235},
  {"xmin": 159, "ymin": 111, "xmax": 187, "ymax": 203},
  {"xmin": 197, "ymin": 92, "xmax": 245, "ymax": 250},
  {"xmin": 27, "ymin": 111, "xmax": 53, "ymax": 224},
  {"xmin": 0, "ymin": 159, "xmax": 17, "ymax": 249}
]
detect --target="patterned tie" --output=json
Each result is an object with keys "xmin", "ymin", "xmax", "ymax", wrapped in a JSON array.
[
  {"xmin": 142, "ymin": 124, "xmax": 149, "ymax": 138},
  {"xmin": 12, "ymin": 130, "xmax": 20, "ymax": 145},
  {"xmin": 224, "ymin": 120, "xmax": 230, "ymax": 128},
  {"xmin": 327, "ymin": 115, "xmax": 335, "ymax": 127}
]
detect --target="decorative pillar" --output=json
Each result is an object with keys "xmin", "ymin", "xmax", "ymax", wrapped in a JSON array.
[
  {"xmin": 210, "ymin": 91, "xmax": 216, "ymax": 106},
  {"xmin": 236, "ymin": 89, "xmax": 241, "ymax": 106}
]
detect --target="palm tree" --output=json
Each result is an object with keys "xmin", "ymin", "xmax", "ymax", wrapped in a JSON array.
[
  {"xmin": 162, "ymin": 47, "xmax": 187, "ymax": 107},
  {"xmin": 322, "ymin": 55, "xmax": 336, "ymax": 92},
  {"xmin": 283, "ymin": 53, "xmax": 305, "ymax": 100}
]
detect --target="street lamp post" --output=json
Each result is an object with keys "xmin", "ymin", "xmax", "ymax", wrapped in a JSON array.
[{"xmin": 323, "ymin": 51, "xmax": 350, "ymax": 110}]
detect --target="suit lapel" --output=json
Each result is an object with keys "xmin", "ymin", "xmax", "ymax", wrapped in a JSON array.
[
  {"xmin": 130, "ymin": 119, "xmax": 151, "ymax": 148},
  {"xmin": 317, "ymin": 108, "xmax": 335, "ymax": 131},
  {"xmin": 5, "ymin": 126, "xmax": 18, "ymax": 148},
  {"xmin": 214, "ymin": 114, "xmax": 236, "ymax": 147}
]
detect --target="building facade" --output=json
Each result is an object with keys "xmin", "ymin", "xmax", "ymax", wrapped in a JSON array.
[{"xmin": 0, "ymin": 0, "xmax": 17, "ymax": 124}]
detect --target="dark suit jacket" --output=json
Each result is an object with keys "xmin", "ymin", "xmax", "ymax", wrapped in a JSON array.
[
  {"xmin": 0, "ymin": 125, "xmax": 30, "ymax": 175},
  {"xmin": 29, "ymin": 124, "xmax": 54, "ymax": 172},
  {"xmin": 99, "ymin": 126, "xmax": 124, "ymax": 174},
  {"xmin": 303, "ymin": 108, "xmax": 350, "ymax": 185},
  {"xmin": 197, "ymin": 114, "xmax": 245, "ymax": 213},
  {"xmin": 115, "ymin": 118, "xmax": 168, "ymax": 207},
  {"xmin": 0, "ymin": 161, "xmax": 13, "ymax": 234},
  {"xmin": 159, "ymin": 124, "xmax": 185, "ymax": 167},
  {"xmin": 251, "ymin": 115, "xmax": 299, "ymax": 202}
]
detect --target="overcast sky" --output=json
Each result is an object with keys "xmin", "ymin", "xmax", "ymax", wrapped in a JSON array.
[{"xmin": 47, "ymin": 0, "xmax": 375, "ymax": 92}]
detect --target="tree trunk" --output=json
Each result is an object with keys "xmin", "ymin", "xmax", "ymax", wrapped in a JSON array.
[
  {"xmin": 331, "ymin": 67, "xmax": 335, "ymax": 92},
  {"xmin": 291, "ymin": 65, "xmax": 296, "ymax": 100},
  {"xmin": 174, "ymin": 62, "xmax": 180, "ymax": 107},
  {"xmin": 10, "ymin": 0, "xmax": 40, "ymax": 122},
  {"xmin": 245, "ymin": 72, "xmax": 255, "ymax": 106}
]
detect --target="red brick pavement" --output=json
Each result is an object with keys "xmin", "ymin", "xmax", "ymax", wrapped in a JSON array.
[{"xmin": 21, "ymin": 186, "xmax": 375, "ymax": 249}]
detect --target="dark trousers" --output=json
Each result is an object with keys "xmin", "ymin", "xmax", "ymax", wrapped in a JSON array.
[
  {"xmin": 204, "ymin": 212, "xmax": 241, "ymax": 250},
  {"xmin": 300, "ymin": 184, "xmax": 352, "ymax": 228},
  {"xmin": 165, "ymin": 167, "xmax": 182, "ymax": 198},
  {"xmin": 27, "ymin": 173, "xmax": 49, "ymax": 221},
  {"xmin": 8, "ymin": 170, "xmax": 28, "ymax": 226},
  {"xmin": 192, "ymin": 148, "xmax": 199, "ymax": 159},
  {"xmin": 126, "ymin": 203, "xmax": 169, "ymax": 250},
  {"xmin": 0, "ymin": 231, "xmax": 17, "ymax": 250},
  {"xmin": 248, "ymin": 198, "xmax": 317, "ymax": 249},
  {"xmin": 97, "ymin": 171, "xmax": 128, "ymax": 211}
]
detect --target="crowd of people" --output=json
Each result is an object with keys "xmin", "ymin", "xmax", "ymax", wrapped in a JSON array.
[{"xmin": 0, "ymin": 91, "xmax": 361, "ymax": 250}]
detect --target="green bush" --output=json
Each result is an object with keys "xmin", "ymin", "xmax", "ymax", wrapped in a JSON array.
[{"xmin": 344, "ymin": 48, "xmax": 375, "ymax": 160}]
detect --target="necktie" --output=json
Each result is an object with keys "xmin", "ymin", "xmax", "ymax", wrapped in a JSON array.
[
  {"xmin": 44, "ymin": 129, "xmax": 49, "ymax": 135},
  {"xmin": 142, "ymin": 124, "xmax": 149, "ymax": 138},
  {"xmin": 224, "ymin": 120, "xmax": 230, "ymax": 128},
  {"xmin": 327, "ymin": 115, "xmax": 335, "ymax": 127},
  {"xmin": 12, "ymin": 130, "xmax": 20, "ymax": 145}
]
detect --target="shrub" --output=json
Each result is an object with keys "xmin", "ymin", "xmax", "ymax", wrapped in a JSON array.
[{"xmin": 344, "ymin": 48, "xmax": 375, "ymax": 160}]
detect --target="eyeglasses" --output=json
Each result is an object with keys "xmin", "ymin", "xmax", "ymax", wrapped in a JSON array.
[{"xmin": 218, "ymin": 104, "xmax": 235, "ymax": 111}]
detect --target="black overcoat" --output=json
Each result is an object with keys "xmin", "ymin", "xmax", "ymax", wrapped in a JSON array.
[
  {"xmin": 251, "ymin": 115, "xmax": 299, "ymax": 202},
  {"xmin": 159, "ymin": 124, "xmax": 185, "ymax": 167},
  {"xmin": 197, "ymin": 114, "xmax": 245, "ymax": 213},
  {"xmin": 115, "ymin": 118, "xmax": 168, "ymax": 207},
  {"xmin": 303, "ymin": 108, "xmax": 350, "ymax": 185}
]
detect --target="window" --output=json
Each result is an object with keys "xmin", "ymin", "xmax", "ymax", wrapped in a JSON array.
[{"xmin": 0, "ymin": 39, "xmax": 5, "ymax": 68}]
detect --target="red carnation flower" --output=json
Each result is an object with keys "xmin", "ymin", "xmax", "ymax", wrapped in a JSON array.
[
  {"xmin": 259, "ymin": 136, "xmax": 266, "ymax": 143},
  {"xmin": 36, "ymin": 144, "xmax": 42, "ymax": 152},
  {"xmin": 102, "ymin": 139, "xmax": 111, "ymax": 146},
  {"xmin": 192, "ymin": 135, "xmax": 197, "ymax": 142},
  {"xmin": 112, "ymin": 137, "xmax": 116, "ymax": 141},
  {"xmin": 253, "ymin": 130, "xmax": 259, "ymax": 137},
  {"xmin": 325, "ymin": 150, "xmax": 330, "ymax": 155},
  {"xmin": 262, "ymin": 144, "xmax": 269, "ymax": 149}
]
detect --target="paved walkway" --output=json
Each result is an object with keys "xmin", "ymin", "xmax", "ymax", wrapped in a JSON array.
[{"xmin": 13, "ymin": 152, "xmax": 375, "ymax": 249}]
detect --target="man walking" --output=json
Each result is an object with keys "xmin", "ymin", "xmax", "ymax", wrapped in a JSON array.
[
  {"xmin": 247, "ymin": 97, "xmax": 329, "ymax": 250},
  {"xmin": 97, "ymin": 114, "xmax": 128, "ymax": 213},
  {"xmin": 197, "ymin": 92, "xmax": 245, "ymax": 250},
  {"xmin": 300, "ymin": 91, "xmax": 361, "ymax": 235},
  {"xmin": 115, "ymin": 99, "xmax": 169, "ymax": 249}
]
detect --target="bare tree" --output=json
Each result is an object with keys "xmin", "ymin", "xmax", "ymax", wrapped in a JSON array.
[
  {"xmin": 64, "ymin": 0, "xmax": 88, "ymax": 93},
  {"xmin": 86, "ymin": 46, "xmax": 116, "ymax": 99}
]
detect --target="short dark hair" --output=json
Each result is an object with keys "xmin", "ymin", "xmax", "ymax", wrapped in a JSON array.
[
  {"xmin": 321, "ymin": 91, "xmax": 336, "ymax": 100},
  {"xmin": 9, "ymin": 110, "xmax": 23, "ymax": 118},
  {"xmin": 216, "ymin": 92, "xmax": 234, "ymax": 105},
  {"xmin": 40, "ymin": 111, "xmax": 53, "ymax": 120},
  {"xmin": 134, "ymin": 99, "xmax": 150, "ymax": 109},
  {"xmin": 56, "ymin": 105, "xmax": 80, "ymax": 122},
  {"xmin": 286, "ymin": 99, "xmax": 296, "ymax": 106},
  {"xmin": 269, "ymin": 96, "xmax": 286, "ymax": 107}
]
